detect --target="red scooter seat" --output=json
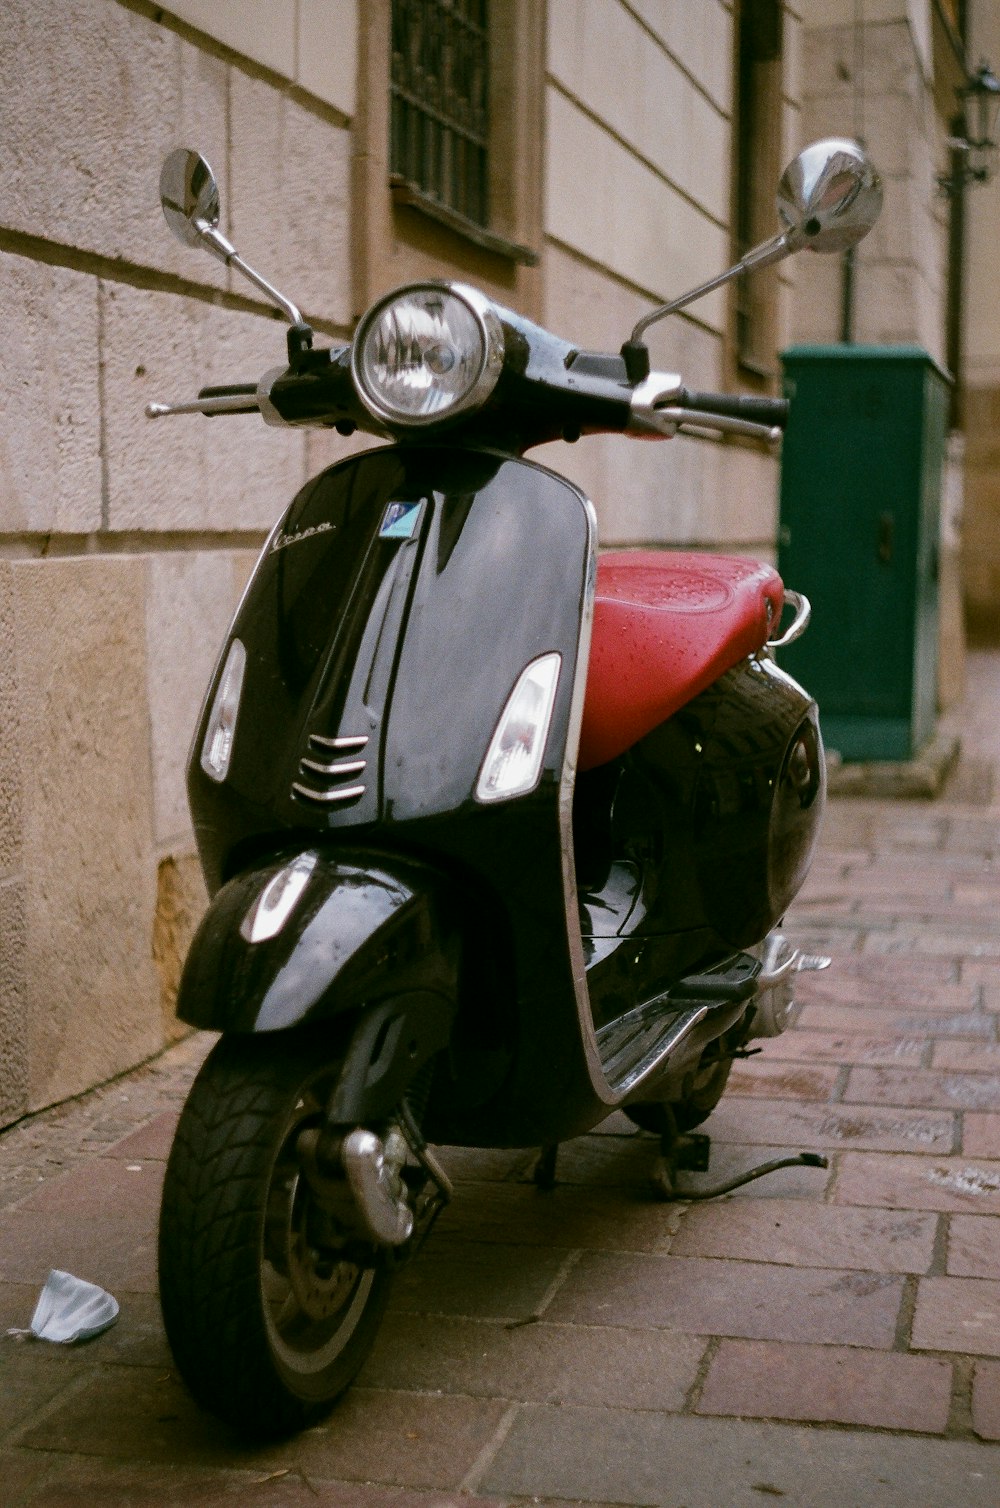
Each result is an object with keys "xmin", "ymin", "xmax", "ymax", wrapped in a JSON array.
[{"xmin": 578, "ymin": 550, "xmax": 784, "ymax": 771}]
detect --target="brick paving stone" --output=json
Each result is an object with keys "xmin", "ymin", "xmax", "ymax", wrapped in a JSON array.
[
  {"xmin": 794, "ymin": 973, "xmax": 977, "ymax": 1013},
  {"xmin": 913, "ymin": 1276, "xmax": 1000, "ymax": 1357},
  {"xmin": 0, "ymin": 1210, "xmax": 157, "ymax": 1293},
  {"xmin": 479, "ymin": 1407, "xmax": 1000, "ymax": 1507},
  {"xmin": 12, "ymin": 1459, "xmax": 509, "ymax": 1506},
  {"xmin": 433, "ymin": 1178, "xmax": 683, "ymax": 1253},
  {"xmin": 972, "ymin": 1359, "xmax": 1000, "ymax": 1441},
  {"xmin": 669, "ymin": 1197, "xmax": 937, "ymax": 1273},
  {"xmin": 0, "ymin": 1451, "xmax": 57, "ymax": 1507},
  {"xmin": 358, "ymin": 1312, "xmax": 707, "ymax": 1409},
  {"xmin": 948, "ymin": 1215, "xmax": 1000, "ymax": 1279},
  {"xmin": 696, "ymin": 1339, "xmax": 953, "ymax": 1432},
  {"xmin": 531, "ymin": 1133, "xmax": 661, "ymax": 1189},
  {"xmin": 293, "ymin": 1388, "xmax": 513, "ymax": 1491},
  {"xmin": 934, "ymin": 1042, "xmax": 1000, "ymax": 1073},
  {"xmin": 0, "ymin": 1350, "xmax": 84, "ymax": 1443},
  {"xmin": 797, "ymin": 1003, "xmax": 996, "ymax": 1039},
  {"xmin": 388, "ymin": 1240, "xmax": 573, "ymax": 1321},
  {"xmin": 965, "ymin": 1112, "xmax": 1000, "ymax": 1156},
  {"xmin": 758, "ymin": 1029, "xmax": 927, "ymax": 1067},
  {"xmin": 834, "ymin": 1152, "xmax": 1000, "ymax": 1213},
  {"xmin": 855, "ymin": 895, "xmax": 995, "ymax": 923},
  {"xmin": 796, "ymin": 959, "xmax": 965, "ymax": 995},
  {"xmin": 545, "ymin": 1252, "xmax": 904, "ymax": 1347},
  {"xmin": 865, "ymin": 929, "xmax": 1000, "ymax": 959},
  {"xmin": 703, "ymin": 1097, "xmax": 955, "ymax": 1154},
  {"xmin": 725, "ymin": 1060, "xmax": 841, "ymax": 1100},
  {"xmin": 101, "ymin": 1111, "xmax": 179, "ymax": 1162},
  {"xmin": 13, "ymin": 1364, "xmax": 509, "ymax": 1491},
  {"xmin": 11, "ymin": 1156, "xmax": 165, "ymax": 1221},
  {"xmin": 432, "ymin": 1146, "xmax": 535, "ymax": 1183},
  {"xmin": 846, "ymin": 1065, "xmax": 1000, "ymax": 1112}
]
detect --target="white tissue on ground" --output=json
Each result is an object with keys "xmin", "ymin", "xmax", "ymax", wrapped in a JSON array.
[{"xmin": 9, "ymin": 1269, "xmax": 121, "ymax": 1343}]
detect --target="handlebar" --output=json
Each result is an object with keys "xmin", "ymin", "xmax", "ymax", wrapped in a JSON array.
[
  {"xmin": 677, "ymin": 388, "xmax": 789, "ymax": 431},
  {"xmin": 145, "ymin": 384, "xmax": 260, "ymax": 419}
]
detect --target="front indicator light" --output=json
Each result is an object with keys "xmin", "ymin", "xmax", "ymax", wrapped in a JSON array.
[
  {"xmin": 200, "ymin": 637, "xmax": 246, "ymax": 782},
  {"xmin": 476, "ymin": 653, "xmax": 562, "ymax": 803}
]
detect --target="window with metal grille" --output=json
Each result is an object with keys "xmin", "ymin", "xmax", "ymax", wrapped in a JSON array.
[{"xmin": 390, "ymin": 0, "xmax": 490, "ymax": 231}]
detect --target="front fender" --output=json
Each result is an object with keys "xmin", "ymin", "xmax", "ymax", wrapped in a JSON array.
[{"xmin": 175, "ymin": 848, "xmax": 459, "ymax": 1034}]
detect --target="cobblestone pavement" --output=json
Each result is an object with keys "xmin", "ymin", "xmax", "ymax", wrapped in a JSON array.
[{"xmin": 1, "ymin": 650, "xmax": 999, "ymax": 1507}]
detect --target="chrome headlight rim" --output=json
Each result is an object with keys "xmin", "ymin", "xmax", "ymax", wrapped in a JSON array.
[{"xmin": 350, "ymin": 281, "xmax": 505, "ymax": 429}]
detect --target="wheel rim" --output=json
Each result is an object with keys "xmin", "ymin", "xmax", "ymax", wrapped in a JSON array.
[{"xmin": 260, "ymin": 1081, "xmax": 378, "ymax": 1379}]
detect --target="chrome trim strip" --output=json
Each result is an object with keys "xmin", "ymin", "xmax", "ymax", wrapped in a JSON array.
[
  {"xmin": 766, "ymin": 589, "xmax": 812, "ymax": 649},
  {"xmin": 309, "ymin": 734, "xmax": 370, "ymax": 751},
  {"xmin": 291, "ymin": 782, "xmax": 366, "ymax": 805},
  {"xmin": 557, "ymin": 490, "xmax": 618, "ymax": 1106},
  {"xmin": 604, "ymin": 1004, "xmax": 711, "ymax": 1096},
  {"xmin": 299, "ymin": 757, "xmax": 367, "ymax": 778}
]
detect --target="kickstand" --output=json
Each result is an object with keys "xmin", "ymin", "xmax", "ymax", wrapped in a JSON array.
[
  {"xmin": 533, "ymin": 1142, "xmax": 559, "ymax": 1191},
  {"xmin": 651, "ymin": 1113, "xmax": 827, "ymax": 1201}
]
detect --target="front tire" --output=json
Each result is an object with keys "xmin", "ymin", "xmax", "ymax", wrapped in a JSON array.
[{"xmin": 158, "ymin": 1033, "xmax": 393, "ymax": 1438}]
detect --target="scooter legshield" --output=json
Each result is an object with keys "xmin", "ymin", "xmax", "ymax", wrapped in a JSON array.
[{"xmin": 174, "ymin": 847, "xmax": 458, "ymax": 1039}]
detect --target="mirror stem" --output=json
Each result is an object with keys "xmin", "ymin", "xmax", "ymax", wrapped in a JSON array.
[
  {"xmin": 194, "ymin": 219, "xmax": 305, "ymax": 328},
  {"xmin": 625, "ymin": 231, "xmax": 793, "ymax": 352}
]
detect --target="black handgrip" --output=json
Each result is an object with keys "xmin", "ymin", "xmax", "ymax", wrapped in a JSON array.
[
  {"xmin": 197, "ymin": 384, "xmax": 258, "ymax": 399},
  {"xmin": 679, "ymin": 388, "xmax": 790, "ymax": 430}
]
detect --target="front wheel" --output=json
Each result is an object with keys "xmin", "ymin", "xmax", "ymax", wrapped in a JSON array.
[{"xmin": 158, "ymin": 1033, "xmax": 394, "ymax": 1438}]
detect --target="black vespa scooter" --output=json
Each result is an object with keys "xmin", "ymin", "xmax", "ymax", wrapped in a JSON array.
[{"xmin": 147, "ymin": 139, "xmax": 881, "ymax": 1436}]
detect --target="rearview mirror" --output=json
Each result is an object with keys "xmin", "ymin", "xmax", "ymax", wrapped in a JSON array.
[
  {"xmin": 159, "ymin": 148, "xmax": 224, "ymax": 252},
  {"xmin": 623, "ymin": 137, "xmax": 882, "ymax": 378},
  {"xmin": 777, "ymin": 138, "xmax": 883, "ymax": 254}
]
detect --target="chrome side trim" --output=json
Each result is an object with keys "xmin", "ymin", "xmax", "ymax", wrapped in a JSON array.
[
  {"xmin": 598, "ymin": 1000, "xmax": 711, "ymax": 1096},
  {"xmin": 309, "ymin": 734, "xmax": 370, "ymax": 751},
  {"xmin": 291, "ymin": 782, "xmax": 366, "ymax": 806},
  {"xmin": 299, "ymin": 757, "xmax": 367, "ymax": 778},
  {"xmin": 557, "ymin": 490, "xmax": 619, "ymax": 1106}
]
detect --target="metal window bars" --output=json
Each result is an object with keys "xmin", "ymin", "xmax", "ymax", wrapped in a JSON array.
[{"xmin": 390, "ymin": 0, "xmax": 490, "ymax": 229}]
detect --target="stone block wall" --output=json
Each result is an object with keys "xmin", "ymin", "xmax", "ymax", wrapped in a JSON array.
[
  {"xmin": 540, "ymin": 0, "xmax": 801, "ymax": 557},
  {"xmin": 0, "ymin": 0, "xmax": 357, "ymax": 1123},
  {"xmin": 792, "ymin": 8, "xmax": 948, "ymax": 361}
]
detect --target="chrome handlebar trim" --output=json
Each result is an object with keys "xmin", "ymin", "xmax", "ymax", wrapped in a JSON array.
[{"xmin": 145, "ymin": 393, "xmax": 262, "ymax": 419}]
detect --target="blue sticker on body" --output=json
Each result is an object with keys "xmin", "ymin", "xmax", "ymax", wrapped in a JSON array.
[{"xmin": 380, "ymin": 501, "xmax": 422, "ymax": 539}]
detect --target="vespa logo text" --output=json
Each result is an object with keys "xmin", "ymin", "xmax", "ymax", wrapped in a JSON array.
[{"xmin": 270, "ymin": 520, "xmax": 336, "ymax": 554}]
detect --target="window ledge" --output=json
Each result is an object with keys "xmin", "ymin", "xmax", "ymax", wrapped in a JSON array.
[{"xmin": 389, "ymin": 176, "xmax": 539, "ymax": 267}]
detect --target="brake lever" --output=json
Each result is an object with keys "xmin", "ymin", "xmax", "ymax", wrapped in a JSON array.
[{"xmin": 656, "ymin": 405, "xmax": 783, "ymax": 444}]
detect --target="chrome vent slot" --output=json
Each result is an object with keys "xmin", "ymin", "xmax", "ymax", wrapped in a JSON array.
[{"xmin": 292, "ymin": 734, "xmax": 369, "ymax": 807}]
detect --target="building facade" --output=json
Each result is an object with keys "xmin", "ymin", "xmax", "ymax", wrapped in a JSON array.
[{"xmin": 0, "ymin": 0, "xmax": 994, "ymax": 1125}]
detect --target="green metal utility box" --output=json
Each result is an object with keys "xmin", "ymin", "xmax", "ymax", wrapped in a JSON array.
[{"xmin": 777, "ymin": 345, "xmax": 950, "ymax": 762}]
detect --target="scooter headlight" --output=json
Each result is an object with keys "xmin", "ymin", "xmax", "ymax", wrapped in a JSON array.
[
  {"xmin": 352, "ymin": 283, "xmax": 504, "ymax": 426},
  {"xmin": 200, "ymin": 637, "xmax": 246, "ymax": 782},
  {"xmin": 476, "ymin": 653, "xmax": 562, "ymax": 803}
]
